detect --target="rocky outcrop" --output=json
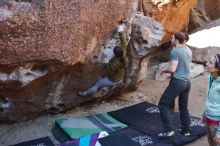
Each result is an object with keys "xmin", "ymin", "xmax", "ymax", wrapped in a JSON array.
[
  {"xmin": 188, "ymin": 0, "xmax": 220, "ymax": 32},
  {"xmin": 0, "ymin": 62, "xmax": 106, "ymax": 123},
  {"xmin": 124, "ymin": 13, "xmax": 164, "ymax": 91},
  {"xmin": 0, "ymin": 0, "xmax": 131, "ymax": 64},
  {"xmin": 188, "ymin": 7, "xmax": 210, "ymax": 32},
  {"xmin": 193, "ymin": 0, "xmax": 220, "ymax": 21},
  {"xmin": 138, "ymin": 0, "xmax": 197, "ymax": 42},
  {"xmin": 0, "ymin": 13, "xmax": 164, "ymax": 123}
]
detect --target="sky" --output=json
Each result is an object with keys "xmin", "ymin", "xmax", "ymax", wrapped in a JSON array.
[{"xmin": 187, "ymin": 26, "xmax": 220, "ymax": 48}]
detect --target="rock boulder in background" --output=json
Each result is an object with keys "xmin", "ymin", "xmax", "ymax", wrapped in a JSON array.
[
  {"xmin": 123, "ymin": 13, "xmax": 164, "ymax": 91},
  {"xmin": 138, "ymin": 0, "xmax": 197, "ymax": 42},
  {"xmin": 194, "ymin": 0, "xmax": 220, "ymax": 21},
  {"xmin": 188, "ymin": 7, "xmax": 210, "ymax": 32},
  {"xmin": 188, "ymin": 0, "xmax": 220, "ymax": 32}
]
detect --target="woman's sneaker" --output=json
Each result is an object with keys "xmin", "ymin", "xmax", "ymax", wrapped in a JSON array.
[
  {"xmin": 183, "ymin": 132, "xmax": 191, "ymax": 136},
  {"xmin": 158, "ymin": 131, "xmax": 175, "ymax": 137},
  {"xmin": 178, "ymin": 129, "xmax": 191, "ymax": 136}
]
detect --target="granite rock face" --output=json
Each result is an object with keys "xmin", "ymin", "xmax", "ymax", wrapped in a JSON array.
[
  {"xmin": 123, "ymin": 13, "xmax": 164, "ymax": 91},
  {"xmin": 188, "ymin": 7, "xmax": 210, "ymax": 32},
  {"xmin": 0, "ymin": 0, "xmax": 131, "ymax": 64},
  {"xmin": 194, "ymin": 0, "xmax": 220, "ymax": 21},
  {"xmin": 188, "ymin": 0, "xmax": 220, "ymax": 32},
  {"xmin": 0, "ymin": 13, "xmax": 164, "ymax": 123},
  {"xmin": 0, "ymin": 62, "xmax": 106, "ymax": 123},
  {"xmin": 0, "ymin": 0, "xmax": 133, "ymax": 123}
]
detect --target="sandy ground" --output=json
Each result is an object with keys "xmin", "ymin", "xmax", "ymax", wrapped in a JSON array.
[{"xmin": 0, "ymin": 73, "xmax": 209, "ymax": 146}]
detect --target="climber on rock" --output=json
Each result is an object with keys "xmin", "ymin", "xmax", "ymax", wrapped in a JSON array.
[{"xmin": 78, "ymin": 21, "xmax": 129, "ymax": 97}]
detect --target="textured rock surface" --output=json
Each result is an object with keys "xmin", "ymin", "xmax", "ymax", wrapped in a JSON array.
[
  {"xmin": 123, "ymin": 13, "xmax": 164, "ymax": 91},
  {"xmin": 138, "ymin": 0, "xmax": 197, "ymax": 42},
  {"xmin": 188, "ymin": 7, "xmax": 210, "ymax": 32},
  {"xmin": 0, "ymin": 62, "xmax": 106, "ymax": 123},
  {"xmin": 188, "ymin": 0, "xmax": 220, "ymax": 32},
  {"xmin": 0, "ymin": 0, "xmax": 131, "ymax": 64},
  {"xmin": 194, "ymin": 0, "xmax": 220, "ymax": 20}
]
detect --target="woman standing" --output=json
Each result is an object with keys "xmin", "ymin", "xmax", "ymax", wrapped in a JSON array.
[{"xmin": 204, "ymin": 54, "xmax": 220, "ymax": 146}]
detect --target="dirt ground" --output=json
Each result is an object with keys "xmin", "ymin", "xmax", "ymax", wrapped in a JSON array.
[{"xmin": 0, "ymin": 73, "xmax": 209, "ymax": 146}]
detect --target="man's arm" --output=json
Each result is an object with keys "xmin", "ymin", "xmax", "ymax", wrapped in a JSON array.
[
  {"xmin": 161, "ymin": 48, "xmax": 179, "ymax": 74},
  {"xmin": 161, "ymin": 60, "xmax": 178, "ymax": 74}
]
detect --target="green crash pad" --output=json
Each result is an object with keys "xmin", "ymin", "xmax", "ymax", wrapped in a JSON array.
[{"xmin": 55, "ymin": 113, "xmax": 127, "ymax": 139}]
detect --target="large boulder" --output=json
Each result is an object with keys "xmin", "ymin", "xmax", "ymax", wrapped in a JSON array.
[
  {"xmin": 188, "ymin": 7, "xmax": 210, "ymax": 32},
  {"xmin": 0, "ymin": 13, "xmax": 164, "ymax": 123},
  {"xmin": 0, "ymin": 0, "xmax": 131, "ymax": 64},
  {"xmin": 122, "ymin": 13, "xmax": 165, "ymax": 91},
  {"xmin": 138, "ymin": 0, "xmax": 197, "ymax": 42},
  {"xmin": 188, "ymin": 0, "xmax": 220, "ymax": 32},
  {"xmin": 178, "ymin": 0, "xmax": 220, "ymax": 33},
  {"xmin": 193, "ymin": 0, "xmax": 220, "ymax": 21},
  {"xmin": 0, "ymin": 62, "xmax": 106, "ymax": 123}
]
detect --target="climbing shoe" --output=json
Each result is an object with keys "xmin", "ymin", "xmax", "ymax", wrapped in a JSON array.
[
  {"xmin": 78, "ymin": 91, "xmax": 87, "ymax": 97},
  {"xmin": 158, "ymin": 131, "xmax": 175, "ymax": 137}
]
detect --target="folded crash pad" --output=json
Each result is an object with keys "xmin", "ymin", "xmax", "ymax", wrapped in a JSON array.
[
  {"xmin": 52, "ymin": 124, "xmax": 72, "ymax": 143},
  {"xmin": 55, "ymin": 113, "xmax": 127, "ymax": 139}
]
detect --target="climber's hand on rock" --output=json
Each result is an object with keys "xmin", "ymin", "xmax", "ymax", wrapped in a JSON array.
[{"xmin": 117, "ymin": 23, "xmax": 126, "ymax": 32}]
